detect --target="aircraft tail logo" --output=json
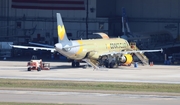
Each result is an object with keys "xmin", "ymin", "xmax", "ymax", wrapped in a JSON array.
[
  {"xmin": 57, "ymin": 25, "xmax": 65, "ymax": 40},
  {"xmin": 56, "ymin": 13, "xmax": 70, "ymax": 43}
]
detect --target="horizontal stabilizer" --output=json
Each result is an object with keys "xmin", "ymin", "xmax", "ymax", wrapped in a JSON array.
[{"xmin": 29, "ymin": 42, "xmax": 54, "ymax": 48}]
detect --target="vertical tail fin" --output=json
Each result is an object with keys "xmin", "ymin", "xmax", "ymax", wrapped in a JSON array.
[
  {"xmin": 122, "ymin": 7, "xmax": 132, "ymax": 37},
  {"xmin": 56, "ymin": 13, "xmax": 70, "ymax": 43},
  {"xmin": 124, "ymin": 16, "xmax": 131, "ymax": 35},
  {"xmin": 122, "ymin": 7, "xmax": 126, "ymax": 36}
]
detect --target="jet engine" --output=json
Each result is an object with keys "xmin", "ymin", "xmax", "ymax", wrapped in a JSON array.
[{"xmin": 120, "ymin": 54, "xmax": 133, "ymax": 65}]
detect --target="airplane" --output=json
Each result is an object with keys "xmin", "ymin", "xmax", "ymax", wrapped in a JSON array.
[
  {"xmin": 10, "ymin": 13, "xmax": 163, "ymax": 70},
  {"xmin": 120, "ymin": 7, "xmax": 174, "ymax": 48},
  {"xmin": 120, "ymin": 7, "xmax": 154, "ymax": 42}
]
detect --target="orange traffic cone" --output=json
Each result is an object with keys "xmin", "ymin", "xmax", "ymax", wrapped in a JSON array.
[{"xmin": 150, "ymin": 62, "xmax": 154, "ymax": 66}]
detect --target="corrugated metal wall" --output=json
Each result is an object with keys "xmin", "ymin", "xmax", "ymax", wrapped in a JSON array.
[
  {"xmin": 116, "ymin": 0, "xmax": 180, "ymax": 18},
  {"xmin": 0, "ymin": 0, "xmax": 109, "ymax": 44},
  {"xmin": 97, "ymin": 0, "xmax": 180, "ymax": 38},
  {"xmin": 0, "ymin": 0, "xmax": 9, "ymax": 38},
  {"xmin": 2, "ymin": 0, "xmax": 180, "ymax": 43},
  {"xmin": 115, "ymin": 0, "xmax": 180, "ymax": 38}
]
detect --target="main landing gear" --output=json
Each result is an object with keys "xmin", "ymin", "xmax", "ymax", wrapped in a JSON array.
[
  {"xmin": 71, "ymin": 60, "xmax": 80, "ymax": 67},
  {"xmin": 98, "ymin": 55, "xmax": 119, "ymax": 68}
]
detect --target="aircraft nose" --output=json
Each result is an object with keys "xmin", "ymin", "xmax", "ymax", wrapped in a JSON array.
[{"xmin": 55, "ymin": 43, "xmax": 62, "ymax": 50}]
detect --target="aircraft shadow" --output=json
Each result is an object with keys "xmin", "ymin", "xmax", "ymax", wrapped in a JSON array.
[{"xmin": 50, "ymin": 65, "xmax": 86, "ymax": 70}]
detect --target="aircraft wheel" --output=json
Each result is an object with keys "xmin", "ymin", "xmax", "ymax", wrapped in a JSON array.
[
  {"xmin": 75, "ymin": 62, "xmax": 80, "ymax": 67},
  {"xmin": 103, "ymin": 59, "xmax": 109, "ymax": 68},
  {"xmin": 105, "ymin": 62, "xmax": 109, "ymax": 68},
  {"xmin": 109, "ymin": 62, "xmax": 114, "ymax": 68},
  {"xmin": 37, "ymin": 67, "xmax": 41, "ymax": 71},
  {"xmin": 109, "ymin": 63, "xmax": 113, "ymax": 68},
  {"xmin": 110, "ymin": 60, "xmax": 117, "ymax": 68},
  {"xmin": 27, "ymin": 67, "xmax": 31, "ymax": 71},
  {"xmin": 72, "ymin": 61, "xmax": 76, "ymax": 67}
]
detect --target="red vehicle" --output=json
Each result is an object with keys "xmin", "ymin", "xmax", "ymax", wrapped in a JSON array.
[{"xmin": 27, "ymin": 59, "xmax": 50, "ymax": 71}]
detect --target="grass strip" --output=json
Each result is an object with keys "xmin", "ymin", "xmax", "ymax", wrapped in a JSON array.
[
  {"xmin": 0, "ymin": 102, "xmax": 80, "ymax": 105},
  {"xmin": 0, "ymin": 79, "xmax": 180, "ymax": 93}
]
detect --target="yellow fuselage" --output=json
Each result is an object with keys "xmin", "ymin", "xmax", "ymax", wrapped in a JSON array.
[{"xmin": 56, "ymin": 38, "xmax": 131, "ymax": 60}]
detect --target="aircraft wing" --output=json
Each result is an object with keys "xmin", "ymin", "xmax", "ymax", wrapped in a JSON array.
[
  {"xmin": 10, "ymin": 45, "xmax": 56, "ymax": 52},
  {"xmin": 122, "ymin": 49, "xmax": 163, "ymax": 53},
  {"xmin": 100, "ymin": 49, "xmax": 163, "ymax": 56},
  {"xmin": 10, "ymin": 43, "xmax": 91, "ymax": 52}
]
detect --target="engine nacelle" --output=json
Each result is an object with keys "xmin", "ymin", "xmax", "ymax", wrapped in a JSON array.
[{"xmin": 120, "ymin": 54, "xmax": 133, "ymax": 65}]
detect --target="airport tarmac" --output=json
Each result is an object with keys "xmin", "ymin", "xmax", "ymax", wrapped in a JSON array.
[
  {"xmin": 0, "ymin": 60, "xmax": 180, "ymax": 105},
  {"xmin": 0, "ymin": 61, "xmax": 180, "ymax": 84},
  {"xmin": 0, "ymin": 90, "xmax": 180, "ymax": 105}
]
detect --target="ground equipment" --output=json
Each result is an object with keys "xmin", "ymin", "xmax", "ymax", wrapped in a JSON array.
[{"xmin": 27, "ymin": 59, "xmax": 50, "ymax": 71}]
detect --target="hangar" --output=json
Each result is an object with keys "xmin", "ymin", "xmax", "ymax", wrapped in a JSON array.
[{"xmin": 0, "ymin": 0, "xmax": 179, "ymax": 62}]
